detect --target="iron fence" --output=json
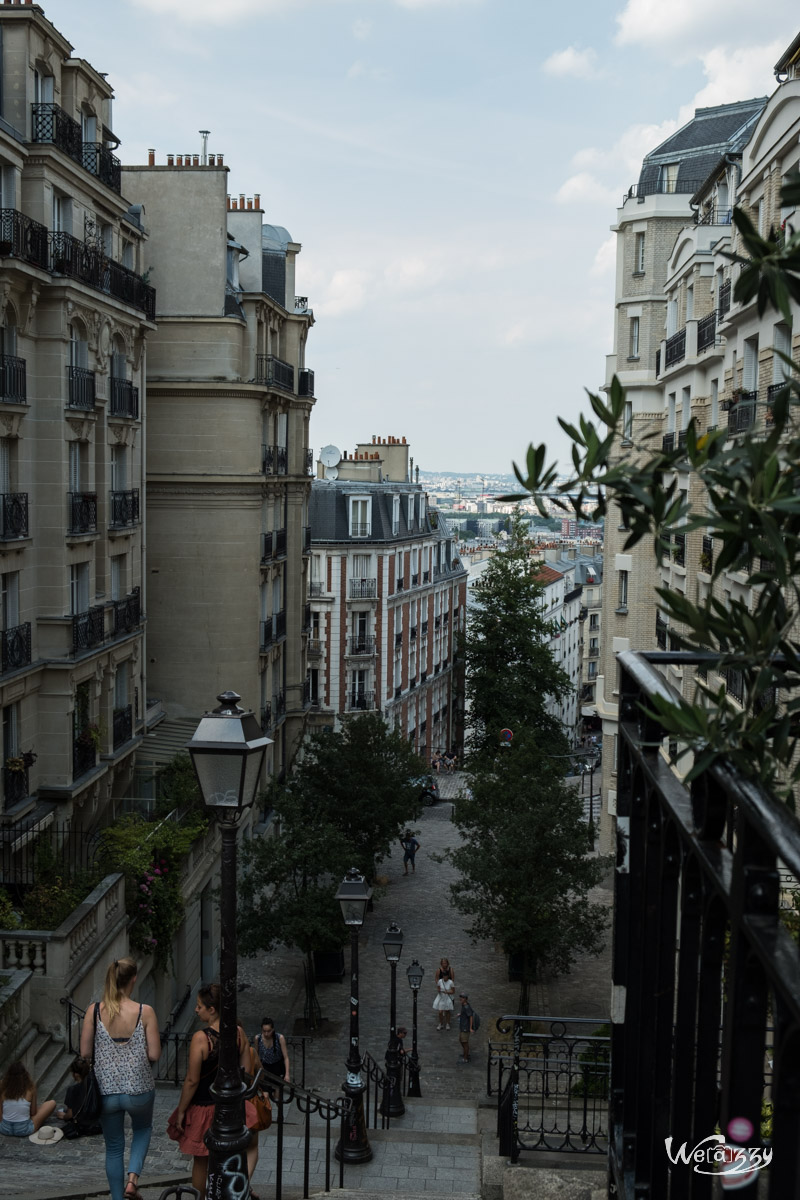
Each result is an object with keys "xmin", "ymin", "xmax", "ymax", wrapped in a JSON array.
[
  {"xmin": 664, "ymin": 328, "xmax": 686, "ymax": 368},
  {"xmin": 68, "ymin": 365, "xmax": 95, "ymax": 409},
  {"xmin": 110, "ymin": 377, "xmax": 139, "ymax": 418},
  {"xmin": 72, "ymin": 605, "xmax": 105, "ymax": 652},
  {"xmin": 1, "ymin": 621, "xmax": 31, "ymax": 674},
  {"xmin": 80, "ymin": 142, "xmax": 122, "ymax": 193},
  {"xmin": 68, "ymin": 491, "xmax": 97, "ymax": 534},
  {"xmin": 113, "ymin": 705, "xmax": 133, "ymax": 749},
  {"xmin": 697, "ymin": 311, "xmax": 717, "ymax": 352},
  {"xmin": 0, "ymin": 492, "xmax": 28, "ymax": 539},
  {"xmin": 0, "ymin": 208, "xmax": 49, "ymax": 270},
  {"xmin": 256, "ymin": 355, "xmax": 295, "ymax": 392},
  {"xmin": 110, "ymin": 488, "xmax": 140, "ymax": 528},
  {"xmin": 1, "ymin": 821, "xmax": 103, "ymax": 890},
  {"xmin": 0, "ymin": 354, "xmax": 26, "ymax": 403},
  {"xmin": 31, "ymin": 102, "xmax": 82, "ymax": 161}
]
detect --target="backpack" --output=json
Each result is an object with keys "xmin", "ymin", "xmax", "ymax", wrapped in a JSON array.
[{"xmin": 471, "ymin": 1010, "xmax": 481, "ymax": 1031}]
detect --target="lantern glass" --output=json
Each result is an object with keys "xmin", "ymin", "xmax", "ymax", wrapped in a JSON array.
[
  {"xmin": 406, "ymin": 960, "xmax": 424, "ymax": 990},
  {"xmin": 335, "ymin": 869, "xmax": 372, "ymax": 927},
  {"xmin": 187, "ymin": 693, "xmax": 270, "ymax": 811},
  {"xmin": 382, "ymin": 922, "xmax": 404, "ymax": 963}
]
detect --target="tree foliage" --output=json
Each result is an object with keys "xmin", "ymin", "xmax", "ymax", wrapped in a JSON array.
[
  {"xmin": 444, "ymin": 734, "xmax": 607, "ymax": 1003},
  {"xmin": 463, "ymin": 509, "xmax": 572, "ymax": 760},
  {"xmin": 500, "ymin": 176, "xmax": 800, "ymax": 805}
]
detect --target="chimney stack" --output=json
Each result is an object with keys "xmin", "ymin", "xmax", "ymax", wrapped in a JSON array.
[
  {"xmin": 167, "ymin": 154, "xmax": 174, "ymax": 166},
  {"xmin": 148, "ymin": 149, "xmax": 155, "ymax": 166},
  {"xmin": 254, "ymin": 193, "xmax": 261, "ymax": 209}
]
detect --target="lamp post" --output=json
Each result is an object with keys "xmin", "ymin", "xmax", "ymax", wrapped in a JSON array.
[
  {"xmin": 334, "ymin": 867, "xmax": 373, "ymax": 1164},
  {"xmin": 381, "ymin": 921, "xmax": 405, "ymax": 1118},
  {"xmin": 405, "ymin": 959, "xmax": 424, "ymax": 1098},
  {"xmin": 186, "ymin": 691, "xmax": 270, "ymax": 1200}
]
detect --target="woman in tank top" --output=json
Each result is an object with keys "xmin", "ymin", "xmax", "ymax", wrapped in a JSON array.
[
  {"xmin": 0, "ymin": 1060, "xmax": 56, "ymax": 1137},
  {"xmin": 80, "ymin": 957, "xmax": 161, "ymax": 1200}
]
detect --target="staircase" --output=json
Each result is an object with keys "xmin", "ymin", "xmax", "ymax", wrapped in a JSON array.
[{"xmin": 31, "ymin": 1027, "xmax": 76, "ymax": 1108}]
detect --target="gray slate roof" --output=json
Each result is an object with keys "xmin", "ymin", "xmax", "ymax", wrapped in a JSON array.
[
  {"xmin": 309, "ymin": 480, "xmax": 453, "ymax": 547},
  {"xmin": 637, "ymin": 98, "xmax": 767, "ymax": 193}
]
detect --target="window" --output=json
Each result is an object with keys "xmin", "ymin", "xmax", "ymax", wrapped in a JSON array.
[
  {"xmin": 52, "ymin": 190, "xmax": 71, "ymax": 235},
  {"xmin": 589, "ymin": 613, "xmax": 599, "ymax": 631},
  {"xmin": 773, "ymin": 322, "xmax": 792, "ymax": 382},
  {"xmin": 70, "ymin": 563, "xmax": 90, "ymax": 614},
  {"xmin": 2, "ymin": 701, "xmax": 19, "ymax": 783},
  {"xmin": 114, "ymin": 661, "xmax": 128, "ymax": 711},
  {"xmin": 659, "ymin": 163, "xmax": 679, "ymax": 193},
  {"xmin": 711, "ymin": 378, "xmax": 719, "ymax": 427},
  {"xmin": 353, "ymin": 553, "xmax": 371, "ymax": 582},
  {"xmin": 350, "ymin": 497, "xmax": 371, "ymax": 538},
  {"xmin": 634, "ymin": 231, "xmax": 645, "ymax": 273},
  {"xmin": 407, "ymin": 495, "xmax": 414, "ymax": 529},
  {"xmin": 73, "ymin": 680, "xmax": 91, "ymax": 740},
  {"xmin": 623, "ymin": 401, "xmax": 633, "ymax": 441},
  {"xmin": 743, "ymin": 337, "xmax": 759, "ymax": 391},
  {"xmin": 668, "ymin": 393, "xmax": 676, "ymax": 433},
  {"xmin": 681, "ymin": 386, "xmax": 691, "ymax": 430},
  {"xmin": 110, "ymin": 555, "xmax": 124, "ymax": 602},
  {"xmin": 685, "ymin": 285, "xmax": 693, "ymax": 321},
  {"xmin": 69, "ymin": 325, "xmax": 88, "ymax": 368},
  {"xmin": 110, "ymin": 445, "xmax": 127, "ymax": 492},
  {"xmin": 618, "ymin": 570, "xmax": 629, "ymax": 609},
  {"xmin": 121, "ymin": 239, "xmax": 134, "ymax": 270},
  {"xmin": 629, "ymin": 317, "xmax": 640, "ymax": 359},
  {"xmin": 392, "ymin": 494, "xmax": 400, "ymax": 532},
  {"xmin": 69, "ymin": 441, "xmax": 84, "ymax": 492},
  {"xmin": 33, "ymin": 70, "xmax": 54, "ymax": 105},
  {"xmin": 276, "ymin": 412, "xmax": 288, "ymax": 449},
  {"xmin": 666, "ymin": 298, "xmax": 678, "ymax": 337},
  {"xmin": 419, "ymin": 494, "xmax": 426, "ymax": 523}
]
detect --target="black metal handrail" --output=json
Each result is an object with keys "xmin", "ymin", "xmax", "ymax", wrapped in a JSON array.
[
  {"xmin": 262, "ymin": 531, "xmax": 273, "ymax": 561},
  {"xmin": 0, "ymin": 354, "xmax": 26, "ymax": 403},
  {"xmin": 275, "ymin": 528, "xmax": 287, "ymax": 557},
  {"xmin": 349, "ymin": 578, "xmax": 377, "ymax": 599},
  {"xmin": 110, "ymin": 376, "xmax": 139, "ymax": 418},
  {"xmin": 360, "ymin": 1050, "xmax": 392, "ymax": 1131},
  {"xmin": 72, "ymin": 605, "xmax": 105, "ymax": 652},
  {"xmin": 113, "ymin": 704, "xmax": 133, "ymax": 749},
  {"xmin": 1, "ymin": 621, "xmax": 31, "ymax": 674},
  {"xmin": 0, "ymin": 493, "xmax": 28, "ymax": 539},
  {"xmin": 697, "ymin": 310, "xmax": 716, "ymax": 351},
  {"xmin": 113, "ymin": 589, "xmax": 141, "ymax": 636},
  {"xmin": 347, "ymin": 634, "xmax": 375, "ymax": 656},
  {"xmin": 31, "ymin": 102, "xmax": 82, "ymax": 161},
  {"xmin": 68, "ymin": 364, "xmax": 95, "ymax": 409},
  {"xmin": 68, "ymin": 491, "xmax": 97, "ymax": 534},
  {"xmin": 728, "ymin": 392, "xmax": 757, "ymax": 434},
  {"xmin": 50, "ymin": 233, "xmax": 155, "ymax": 320},
  {"xmin": 664, "ymin": 328, "xmax": 686, "ymax": 368},
  {"xmin": 256, "ymin": 354, "xmax": 294, "ymax": 391},
  {"xmin": 625, "ymin": 177, "xmax": 704, "ymax": 201},
  {"xmin": 0, "ymin": 208, "xmax": 49, "ymax": 270},
  {"xmin": 262, "ymin": 444, "xmax": 289, "ymax": 475},
  {"xmin": 109, "ymin": 488, "xmax": 140, "ymax": 528},
  {"xmin": 696, "ymin": 205, "xmax": 733, "ymax": 226},
  {"xmin": 298, "ymin": 367, "xmax": 314, "ymax": 397},
  {"xmin": 718, "ymin": 279, "xmax": 731, "ymax": 317},
  {"xmin": 81, "ymin": 142, "xmax": 122, "ymax": 193},
  {"xmin": 610, "ymin": 650, "xmax": 800, "ymax": 1199},
  {"xmin": 347, "ymin": 689, "xmax": 375, "ymax": 712},
  {"xmin": 351, "ymin": 522, "xmax": 371, "ymax": 538},
  {"xmin": 2, "ymin": 764, "xmax": 29, "ymax": 807}
]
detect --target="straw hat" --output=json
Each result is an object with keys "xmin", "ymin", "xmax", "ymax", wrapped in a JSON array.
[{"xmin": 29, "ymin": 1125, "xmax": 63, "ymax": 1145}]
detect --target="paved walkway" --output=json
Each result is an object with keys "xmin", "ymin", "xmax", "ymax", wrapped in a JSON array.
[{"xmin": 0, "ymin": 771, "xmax": 613, "ymax": 1199}]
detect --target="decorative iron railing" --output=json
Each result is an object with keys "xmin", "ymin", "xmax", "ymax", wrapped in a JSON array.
[
  {"xmin": 664, "ymin": 328, "xmax": 686, "ymax": 368},
  {"xmin": 262, "ymin": 444, "xmax": 289, "ymax": 475},
  {"xmin": 113, "ymin": 589, "xmax": 141, "ymax": 636},
  {"xmin": 2, "ymin": 764, "xmax": 29, "ymax": 809},
  {"xmin": 67, "ymin": 364, "xmax": 95, "ymax": 409},
  {"xmin": 262, "ymin": 531, "xmax": 273, "ymax": 561},
  {"xmin": 0, "ymin": 208, "xmax": 49, "ymax": 269},
  {"xmin": 349, "ymin": 578, "xmax": 377, "ymax": 599},
  {"xmin": 112, "ymin": 704, "xmax": 133, "ymax": 749},
  {"xmin": 256, "ymin": 354, "xmax": 295, "ymax": 391},
  {"xmin": 68, "ymin": 491, "xmax": 97, "ymax": 534},
  {"xmin": 609, "ymin": 650, "xmax": 800, "ymax": 1199},
  {"xmin": 728, "ymin": 391, "xmax": 757, "ymax": 434},
  {"xmin": 109, "ymin": 488, "xmax": 140, "ymax": 528},
  {"xmin": 0, "ymin": 354, "xmax": 26, "ymax": 403},
  {"xmin": 110, "ymin": 377, "xmax": 139, "ymax": 418},
  {"xmin": 701, "ymin": 534, "xmax": 714, "ymax": 574},
  {"xmin": 305, "ymin": 448, "xmax": 314, "ymax": 475},
  {"xmin": 697, "ymin": 310, "xmax": 717, "ymax": 351},
  {"xmin": 260, "ymin": 621, "xmax": 273, "ymax": 651},
  {"xmin": 347, "ymin": 635, "xmax": 375, "ymax": 656},
  {"xmin": 50, "ymin": 234, "xmax": 155, "ymax": 319},
  {"xmin": 298, "ymin": 367, "xmax": 315, "ymax": 397},
  {"xmin": 672, "ymin": 532, "xmax": 686, "ymax": 566},
  {"xmin": 80, "ymin": 142, "xmax": 122, "ymax": 193},
  {"xmin": 0, "ymin": 493, "xmax": 28, "ymax": 540},
  {"xmin": 1, "ymin": 622, "xmax": 31, "ymax": 674},
  {"xmin": 72, "ymin": 606, "xmax": 105, "ymax": 652},
  {"xmin": 30, "ymin": 102, "xmax": 82, "ymax": 161},
  {"xmin": 275, "ymin": 528, "xmax": 287, "ymax": 557},
  {"xmin": 625, "ymin": 177, "xmax": 704, "ymax": 201},
  {"xmin": 309, "ymin": 581, "xmax": 324, "ymax": 597},
  {"xmin": 718, "ymin": 278, "xmax": 731, "ymax": 317},
  {"xmin": 351, "ymin": 522, "xmax": 371, "ymax": 538},
  {"xmin": 347, "ymin": 689, "xmax": 375, "ymax": 712}
]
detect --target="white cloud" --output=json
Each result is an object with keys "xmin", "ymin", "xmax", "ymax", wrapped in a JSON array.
[
  {"xmin": 353, "ymin": 18, "xmax": 372, "ymax": 40},
  {"xmin": 681, "ymin": 42, "xmax": 785, "ymax": 117},
  {"xmin": 321, "ymin": 268, "xmax": 372, "ymax": 317},
  {"xmin": 590, "ymin": 234, "xmax": 616, "ymax": 278},
  {"xmin": 542, "ymin": 46, "xmax": 599, "ymax": 80},
  {"xmin": 555, "ymin": 172, "xmax": 618, "ymax": 207},
  {"xmin": 615, "ymin": 0, "xmax": 751, "ymax": 51}
]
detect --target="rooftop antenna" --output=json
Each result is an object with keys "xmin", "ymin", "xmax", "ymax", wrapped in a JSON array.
[{"xmin": 199, "ymin": 130, "xmax": 210, "ymax": 165}]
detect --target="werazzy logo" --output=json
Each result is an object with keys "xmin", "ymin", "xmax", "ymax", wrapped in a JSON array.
[{"xmin": 665, "ymin": 1118, "xmax": 771, "ymax": 1190}]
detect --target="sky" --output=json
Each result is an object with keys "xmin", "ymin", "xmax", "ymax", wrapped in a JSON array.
[{"xmin": 40, "ymin": 0, "xmax": 798, "ymax": 473}]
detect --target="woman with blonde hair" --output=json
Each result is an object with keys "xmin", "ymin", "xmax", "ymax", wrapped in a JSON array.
[
  {"xmin": 0, "ymin": 1060, "xmax": 56, "ymax": 1136},
  {"xmin": 80, "ymin": 957, "xmax": 161, "ymax": 1200}
]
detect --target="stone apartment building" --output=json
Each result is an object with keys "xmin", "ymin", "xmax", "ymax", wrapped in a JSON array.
[
  {"xmin": 597, "ymin": 56, "xmax": 800, "ymax": 849},
  {"xmin": 530, "ymin": 562, "xmax": 583, "ymax": 745},
  {"xmin": 308, "ymin": 437, "xmax": 466, "ymax": 759},
  {"xmin": 122, "ymin": 157, "xmax": 315, "ymax": 786}
]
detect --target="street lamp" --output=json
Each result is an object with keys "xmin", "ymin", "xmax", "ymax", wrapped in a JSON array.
[
  {"xmin": 381, "ymin": 921, "xmax": 405, "ymax": 1118},
  {"xmin": 187, "ymin": 691, "xmax": 270, "ymax": 1200},
  {"xmin": 334, "ymin": 867, "xmax": 373, "ymax": 1164},
  {"xmin": 405, "ymin": 959, "xmax": 424, "ymax": 1098}
]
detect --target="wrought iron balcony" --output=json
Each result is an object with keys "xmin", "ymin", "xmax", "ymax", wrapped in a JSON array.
[
  {"xmin": 50, "ymin": 234, "xmax": 155, "ymax": 320},
  {"xmin": 305, "ymin": 448, "xmax": 314, "ymax": 476},
  {"xmin": 351, "ymin": 522, "xmax": 371, "ymax": 538},
  {"xmin": 256, "ymin": 354, "xmax": 294, "ymax": 392},
  {"xmin": 3, "ymin": 764, "xmax": 29, "ymax": 807},
  {"xmin": 421, "ymin": 621, "xmax": 428, "ymax": 636},
  {"xmin": 588, "ymin": 646, "xmax": 599, "ymax": 659},
  {"xmin": 0, "ymin": 354, "xmax": 26, "ymax": 403},
  {"xmin": 303, "ymin": 602, "xmax": 311, "ymax": 633},
  {"xmin": 31, "ymin": 102, "xmax": 82, "ymax": 161},
  {"xmin": 718, "ymin": 278, "xmax": 731, "ymax": 317},
  {"xmin": 349, "ymin": 578, "xmax": 377, "ymax": 599},
  {"xmin": 110, "ymin": 377, "xmax": 139, "ymax": 418},
  {"xmin": 423, "ymin": 570, "xmax": 430, "ymax": 583},
  {"xmin": 0, "ymin": 493, "xmax": 28, "ymax": 540},
  {"xmin": 260, "ymin": 702, "xmax": 272, "ymax": 730},
  {"xmin": 672, "ymin": 531, "xmax": 686, "ymax": 566},
  {"xmin": 72, "ymin": 735, "xmax": 96, "ymax": 779},
  {"xmin": 112, "ymin": 704, "xmax": 133, "ymax": 749},
  {"xmin": 766, "ymin": 381, "xmax": 787, "ymax": 426},
  {"xmin": 664, "ymin": 328, "xmax": 686, "ymax": 368},
  {"xmin": 394, "ymin": 685, "xmax": 401, "ymax": 699},
  {"xmin": 420, "ymin": 671, "xmax": 427, "ymax": 683},
  {"xmin": 302, "ymin": 678, "xmax": 312, "ymax": 707},
  {"xmin": 309, "ymin": 581, "xmax": 324, "ymax": 597},
  {"xmin": 396, "ymin": 576, "xmax": 404, "ymax": 591},
  {"xmin": 105, "ymin": 259, "xmax": 156, "ymax": 320},
  {"xmin": 260, "ymin": 620, "xmax": 273, "ymax": 651},
  {"xmin": 275, "ymin": 528, "xmax": 287, "ymax": 557},
  {"xmin": 81, "ymin": 142, "xmax": 122, "ymax": 193},
  {"xmin": 68, "ymin": 365, "xmax": 95, "ymax": 409},
  {"xmin": 0, "ymin": 208, "xmax": 49, "ymax": 270},
  {"xmin": 303, "ymin": 525, "xmax": 311, "ymax": 553},
  {"xmin": 700, "ymin": 534, "xmax": 714, "ymax": 573},
  {"xmin": 655, "ymin": 348, "xmax": 661, "ymax": 377},
  {"xmin": 347, "ymin": 634, "xmax": 375, "ymax": 656},
  {"xmin": 298, "ymin": 367, "xmax": 314, "ymax": 397},
  {"xmin": 395, "ymin": 631, "xmax": 402, "ymax": 648},
  {"xmin": 1, "ymin": 622, "xmax": 31, "ymax": 674},
  {"xmin": 262, "ymin": 531, "xmax": 273, "ymax": 562},
  {"xmin": 443, "ymin": 610, "xmax": 450, "ymax": 624},
  {"xmin": 72, "ymin": 606, "xmax": 105, "ymax": 652},
  {"xmin": 113, "ymin": 589, "xmax": 141, "ymax": 636},
  {"xmin": 655, "ymin": 613, "xmax": 668, "ymax": 650},
  {"xmin": 411, "ymin": 573, "xmax": 419, "ymax": 586},
  {"xmin": 275, "ymin": 689, "xmax": 286, "ymax": 717},
  {"xmin": 308, "ymin": 637, "xmax": 322, "ymax": 657},
  {"xmin": 275, "ymin": 609, "xmax": 286, "ymax": 639},
  {"xmin": 347, "ymin": 689, "xmax": 375, "ymax": 712},
  {"xmin": 728, "ymin": 392, "xmax": 757, "ymax": 434},
  {"xmin": 434, "ymin": 614, "xmax": 441, "ymax": 629},
  {"xmin": 697, "ymin": 310, "xmax": 716, "ymax": 352},
  {"xmin": 68, "ymin": 492, "xmax": 97, "ymax": 535},
  {"xmin": 724, "ymin": 665, "xmax": 745, "ymax": 704},
  {"xmin": 109, "ymin": 489, "xmax": 140, "ymax": 529},
  {"xmin": 410, "ymin": 626, "xmax": 417, "ymax": 641},
  {"xmin": 262, "ymin": 444, "xmax": 288, "ymax": 475}
]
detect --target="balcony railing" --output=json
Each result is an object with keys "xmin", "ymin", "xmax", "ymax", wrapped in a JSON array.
[
  {"xmin": 260, "ymin": 702, "xmax": 272, "ymax": 730},
  {"xmin": 672, "ymin": 531, "xmax": 686, "ymax": 566},
  {"xmin": 72, "ymin": 606, "xmax": 105, "ymax": 652},
  {"xmin": 0, "ymin": 493, "xmax": 28, "ymax": 540},
  {"xmin": 256, "ymin": 354, "xmax": 294, "ymax": 392},
  {"xmin": 610, "ymin": 649, "xmax": 800, "ymax": 1198},
  {"xmin": 697, "ymin": 310, "xmax": 717, "ymax": 352},
  {"xmin": 625, "ymin": 176, "xmax": 704, "ymax": 201},
  {"xmin": 274, "ymin": 689, "xmax": 286, "ymax": 717},
  {"xmin": 112, "ymin": 704, "xmax": 133, "ymax": 749},
  {"xmin": 262, "ymin": 531, "xmax": 273, "ymax": 561},
  {"xmin": 1, "ymin": 622, "xmax": 31, "ymax": 674},
  {"xmin": 351, "ymin": 522, "xmax": 371, "ymax": 538},
  {"xmin": 718, "ymin": 278, "xmax": 731, "ymax": 317},
  {"xmin": 275, "ymin": 528, "xmax": 287, "ymax": 557},
  {"xmin": 724, "ymin": 666, "xmax": 745, "ymax": 704},
  {"xmin": 696, "ymin": 205, "xmax": 733, "ymax": 226},
  {"xmin": 68, "ymin": 492, "xmax": 97, "ymax": 535},
  {"xmin": 423, "ymin": 570, "xmax": 430, "ymax": 583},
  {"xmin": 701, "ymin": 534, "xmax": 714, "ymax": 573},
  {"xmin": 728, "ymin": 392, "xmax": 757, "ymax": 434},
  {"xmin": 411, "ymin": 573, "xmax": 419, "ymax": 586},
  {"xmin": 303, "ymin": 525, "xmax": 311, "ymax": 553},
  {"xmin": 0, "ymin": 208, "xmax": 49, "ymax": 270},
  {"xmin": 260, "ymin": 621, "xmax": 273, "ymax": 651},
  {"xmin": 81, "ymin": 142, "xmax": 122, "ymax": 193},
  {"xmin": 396, "ymin": 576, "xmax": 405, "ymax": 591},
  {"xmin": 110, "ymin": 377, "xmax": 139, "ymax": 419},
  {"xmin": 275, "ymin": 609, "xmax": 286, "ymax": 639},
  {"xmin": 655, "ymin": 614, "xmax": 668, "ymax": 650},
  {"xmin": 298, "ymin": 367, "xmax": 314, "ymax": 397},
  {"xmin": 0, "ymin": 354, "xmax": 26, "ymax": 404},
  {"xmin": 72, "ymin": 735, "xmax": 96, "ymax": 779},
  {"xmin": 109, "ymin": 489, "xmax": 140, "ymax": 529},
  {"xmin": 3, "ymin": 764, "xmax": 29, "ymax": 808},
  {"xmin": 395, "ymin": 631, "xmax": 403, "ymax": 648},
  {"xmin": 664, "ymin": 328, "xmax": 686, "ymax": 368},
  {"xmin": 31, "ymin": 102, "xmax": 82, "ymax": 161},
  {"xmin": 347, "ymin": 689, "xmax": 375, "ymax": 712},
  {"xmin": 309, "ymin": 581, "xmax": 324, "ymax": 597},
  {"xmin": 50, "ymin": 234, "xmax": 155, "ymax": 320},
  {"xmin": 308, "ymin": 638, "xmax": 322, "ymax": 656},
  {"xmin": 68, "ymin": 365, "xmax": 95, "ymax": 409},
  {"xmin": 347, "ymin": 635, "xmax": 375, "ymax": 656},
  {"xmin": 766, "ymin": 381, "xmax": 788, "ymax": 426},
  {"xmin": 305, "ymin": 448, "xmax": 314, "ymax": 476},
  {"xmin": 588, "ymin": 647, "xmax": 599, "ymax": 659},
  {"xmin": 303, "ymin": 602, "xmax": 311, "ymax": 633},
  {"xmin": 661, "ymin": 432, "xmax": 675, "ymax": 453},
  {"xmin": 349, "ymin": 578, "xmax": 377, "ymax": 599},
  {"xmin": 421, "ymin": 621, "xmax": 429, "ymax": 636},
  {"xmin": 113, "ymin": 589, "xmax": 141, "ymax": 637},
  {"xmin": 262, "ymin": 444, "xmax": 288, "ymax": 475}
]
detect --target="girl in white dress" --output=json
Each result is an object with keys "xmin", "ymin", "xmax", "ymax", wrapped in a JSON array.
[{"xmin": 432, "ymin": 958, "xmax": 455, "ymax": 1030}]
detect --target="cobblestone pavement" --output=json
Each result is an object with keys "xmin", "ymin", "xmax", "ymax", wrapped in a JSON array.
[{"xmin": 1, "ymin": 771, "xmax": 613, "ymax": 1199}]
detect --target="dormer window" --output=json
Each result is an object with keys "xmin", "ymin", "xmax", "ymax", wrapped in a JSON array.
[
  {"xmin": 350, "ymin": 497, "xmax": 371, "ymax": 538},
  {"xmin": 407, "ymin": 495, "xmax": 414, "ymax": 528}
]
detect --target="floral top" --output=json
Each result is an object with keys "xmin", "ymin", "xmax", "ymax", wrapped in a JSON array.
[{"xmin": 93, "ymin": 1004, "xmax": 154, "ymax": 1097}]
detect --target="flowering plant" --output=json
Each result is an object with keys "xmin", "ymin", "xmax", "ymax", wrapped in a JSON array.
[{"xmin": 5, "ymin": 749, "xmax": 36, "ymax": 772}]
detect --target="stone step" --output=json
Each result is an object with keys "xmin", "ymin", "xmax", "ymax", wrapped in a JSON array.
[{"xmin": 33, "ymin": 1031, "xmax": 76, "ymax": 1105}]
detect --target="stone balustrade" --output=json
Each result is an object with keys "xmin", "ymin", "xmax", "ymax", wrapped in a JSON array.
[{"xmin": 0, "ymin": 968, "xmax": 32, "ymax": 1071}]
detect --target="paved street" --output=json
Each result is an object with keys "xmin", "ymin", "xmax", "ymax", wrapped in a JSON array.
[{"xmin": 0, "ymin": 771, "xmax": 613, "ymax": 1200}]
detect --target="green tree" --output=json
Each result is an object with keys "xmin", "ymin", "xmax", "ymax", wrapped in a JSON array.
[
  {"xmin": 444, "ymin": 734, "xmax": 608, "ymax": 1010},
  {"xmin": 464, "ymin": 509, "xmax": 572, "ymax": 760}
]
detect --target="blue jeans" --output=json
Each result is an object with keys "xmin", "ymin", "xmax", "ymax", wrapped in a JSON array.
[{"xmin": 99, "ymin": 1090, "xmax": 155, "ymax": 1200}]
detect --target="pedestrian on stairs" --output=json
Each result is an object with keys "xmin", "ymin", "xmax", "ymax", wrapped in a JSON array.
[{"xmin": 457, "ymin": 994, "xmax": 475, "ymax": 1063}]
